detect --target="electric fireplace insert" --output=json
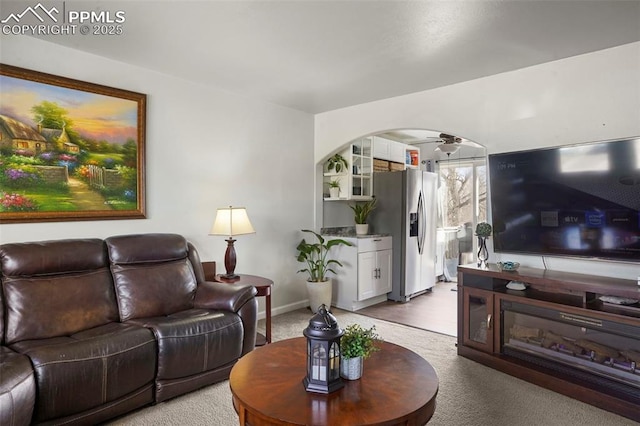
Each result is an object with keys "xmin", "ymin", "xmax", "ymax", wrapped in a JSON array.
[{"xmin": 501, "ymin": 299, "xmax": 640, "ymax": 403}]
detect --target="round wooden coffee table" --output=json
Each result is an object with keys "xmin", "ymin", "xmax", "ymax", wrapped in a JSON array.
[{"xmin": 229, "ymin": 337, "xmax": 438, "ymax": 425}]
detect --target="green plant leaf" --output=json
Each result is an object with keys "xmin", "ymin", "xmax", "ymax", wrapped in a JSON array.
[
  {"xmin": 295, "ymin": 229, "xmax": 353, "ymax": 282},
  {"xmin": 340, "ymin": 324, "xmax": 381, "ymax": 359},
  {"xmin": 349, "ymin": 198, "xmax": 377, "ymax": 224}
]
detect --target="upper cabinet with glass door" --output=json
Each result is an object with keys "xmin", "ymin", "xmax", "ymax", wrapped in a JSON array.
[
  {"xmin": 323, "ymin": 137, "xmax": 374, "ymax": 201},
  {"xmin": 350, "ymin": 137, "xmax": 373, "ymax": 200}
]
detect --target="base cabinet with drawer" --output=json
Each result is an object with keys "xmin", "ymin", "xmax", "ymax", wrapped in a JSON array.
[
  {"xmin": 327, "ymin": 236, "xmax": 392, "ymax": 312},
  {"xmin": 357, "ymin": 245, "xmax": 392, "ymax": 301}
]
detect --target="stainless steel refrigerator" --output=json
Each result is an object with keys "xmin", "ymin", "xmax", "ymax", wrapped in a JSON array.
[{"xmin": 371, "ymin": 169, "xmax": 437, "ymax": 302}]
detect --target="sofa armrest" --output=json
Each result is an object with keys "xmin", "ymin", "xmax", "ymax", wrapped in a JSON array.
[
  {"xmin": 194, "ymin": 281, "xmax": 258, "ymax": 354},
  {"xmin": 0, "ymin": 346, "xmax": 36, "ymax": 426},
  {"xmin": 194, "ymin": 281, "xmax": 257, "ymax": 313}
]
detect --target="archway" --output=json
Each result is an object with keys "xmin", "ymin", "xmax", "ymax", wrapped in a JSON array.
[{"xmin": 318, "ymin": 128, "xmax": 487, "ymax": 280}]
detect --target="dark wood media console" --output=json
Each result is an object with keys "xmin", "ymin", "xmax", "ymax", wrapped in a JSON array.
[{"xmin": 457, "ymin": 264, "xmax": 640, "ymax": 421}]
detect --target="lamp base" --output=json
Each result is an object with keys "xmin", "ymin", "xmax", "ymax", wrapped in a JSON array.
[
  {"xmin": 224, "ymin": 238, "xmax": 238, "ymax": 278},
  {"xmin": 220, "ymin": 273, "xmax": 240, "ymax": 281}
]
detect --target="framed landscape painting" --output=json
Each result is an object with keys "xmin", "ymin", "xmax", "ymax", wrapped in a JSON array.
[{"xmin": 0, "ymin": 64, "xmax": 146, "ymax": 223}]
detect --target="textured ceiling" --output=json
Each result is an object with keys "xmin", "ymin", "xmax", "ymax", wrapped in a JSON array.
[{"xmin": 32, "ymin": 0, "xmax": 640, "ymax": 113}]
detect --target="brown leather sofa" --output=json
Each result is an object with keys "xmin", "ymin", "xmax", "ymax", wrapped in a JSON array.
[{"xmin": 0, "ymin": 233, "xmax": 258, "ymax": 425}]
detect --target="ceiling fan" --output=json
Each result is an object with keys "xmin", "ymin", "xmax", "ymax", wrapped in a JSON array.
[{"xmin": 419, "ymin": 133, "xmax": 463, "ymax": 156}]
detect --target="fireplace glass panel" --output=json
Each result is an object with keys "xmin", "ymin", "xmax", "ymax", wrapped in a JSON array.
[
  {"xmin": 468, "ymin": 294, "xmax": 489, "ymax": 345},
  {"xmin": 502, "ymin": 301, "xmax": 640, "ymax": 390}
]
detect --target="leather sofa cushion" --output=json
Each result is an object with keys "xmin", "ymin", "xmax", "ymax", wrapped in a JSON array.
[
  {"xmin": 187, "ymin": 241, "xmax": 207, "ymax": 284},
  {"xmin": 0, "ymin": 238, "xmax": 106, "ymax": 276},
  {"xmin": 111, "ymin": 259, "xmax": 197, "ymax": 321},
  {"xmin": 0, "ymin": 287, "xmax": 4, "ymax": 344},
  {"xmin": 3, "ymin": 269, "xmax": 118, "ymax": 345},
  {"xmin": 106, "ymin": 233, "xmax": 188, "ymax": 265},
  {"xmin": 1, "ymin": 239, "xmax": 117, "ymax": 345},
  {"xmin": 128, "ymin": 309, "xmax": 243, "ymax": 380},
  {"xmin": 106, "ymin": 234, "xmax": 198, "ymax": 321},
  {"xmin": 0, "ymin": 346, "xmax": 35, "ymax": 426},
  {"xmin": 11, "ymin": 322, "xmax": 156, "ymax": 423}
]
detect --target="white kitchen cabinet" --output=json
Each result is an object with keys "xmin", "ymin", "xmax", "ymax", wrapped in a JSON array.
[
  {"xmin": 324, "ymin": 137, "xmax": 373, "ymax": 200},
  {"xmin": 328, "ymin": 236, "xmax": 392, "ymax": 311},
  {"xmin": 372, "ymin": 137, "xmax": 420, "ymax": 170},
  {"xmin": 372, "ymin": 136, "xmax": 391, "ymax": 159},
  {"xmin": 349, "ymin": 137, "xmax": 373, "ymax": 199},
  {"xmin": 373, "ymin": 136, "xmax": 402, "ymax": 163},
  {"xmin": 389, "ymin": 142, "xmax": 406, "ymax": 164},
  {"xmin": 357, "ymin": 248, "xmax": 392, "ymax": 300}
]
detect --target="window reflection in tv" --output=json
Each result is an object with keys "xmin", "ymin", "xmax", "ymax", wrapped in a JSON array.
[{"xmin": 489, "ymin": 138, "xmax": 640, "ymax": 262}]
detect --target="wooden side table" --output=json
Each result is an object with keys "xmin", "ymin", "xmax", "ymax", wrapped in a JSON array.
[{"xmin": 203, "ymin": 266, "xmax": 273, "ymax": 346}]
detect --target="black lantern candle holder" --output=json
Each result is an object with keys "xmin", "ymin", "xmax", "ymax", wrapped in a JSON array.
[{"xmin": 303, "ymin": 304, "xmax": 344, "ymax": 394}]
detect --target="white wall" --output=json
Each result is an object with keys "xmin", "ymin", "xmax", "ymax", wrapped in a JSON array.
[
  {"xmin": 315, "ymin": 42, "xmax": 640, "ymax": 280},
  {"xmin": 0, "ymin": 36, "xmax": 315, "ymax": 314}
]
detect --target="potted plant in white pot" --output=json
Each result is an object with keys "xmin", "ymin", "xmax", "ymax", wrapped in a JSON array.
[
  {"xmin": 327, "ymin": 179, "xmax": 341, "ymax": 199},
  {"xmin": 327, "ymin": 153, "xmax": 348, "ymax": 174},
  {"xmin": 349, "ymin": 197, "xmax": 377, "ymax": 235},
  {"xmin": 296, "ymin": 229, "xmax": 353, "ymax": 312},
  {"xmin": 340, "ymin": 324, "xmax": 381, "ymax": 380}
]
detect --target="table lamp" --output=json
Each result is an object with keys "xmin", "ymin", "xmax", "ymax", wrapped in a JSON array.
[{"xmin": 209, "ymin": 206, "xmax": 255, "ymax": 279}]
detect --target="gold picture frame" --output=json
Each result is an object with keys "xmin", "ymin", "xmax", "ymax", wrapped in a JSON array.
[{"xmin": 0, "ymin": 64, "xmax": 146, "ymax": 223}]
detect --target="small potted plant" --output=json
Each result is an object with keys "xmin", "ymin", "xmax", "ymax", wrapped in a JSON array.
[
  {"xmin": 475, "ymin": 222, "xmax": 492, "ymax": 268},
  {"xmin": 340, "ymin": 324, "xmax": 381, "ymax": 380},
  {"xmin": 327, "ymin": 179, "xmax": 341, "ymax": 199},
  {"xmin": 349, "ymin": 197, "xmax": 377, "ymax": 235},
  {"xmin": 296, "ymin": 229, "xmax": 353, "ymax": 311},
  {"xmin": 327, "ymin": 153, "xmax": 348, "ymax": 174}
]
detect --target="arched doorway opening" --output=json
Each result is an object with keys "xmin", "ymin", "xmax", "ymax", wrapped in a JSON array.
[
  {"xmin": 319, "ymin": 128, "xmax": 487, "ymax": 336},
  {"xmin": 320, "ymin": 128, "xmax": 487, "ymax": 275}
]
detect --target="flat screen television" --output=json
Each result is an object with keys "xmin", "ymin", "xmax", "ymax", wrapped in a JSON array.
[{"xmin": 488, "ymin": 137, "xmax": 640, "ymax": 263}]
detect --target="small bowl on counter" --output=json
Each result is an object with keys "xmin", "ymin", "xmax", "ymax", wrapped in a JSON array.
[{"xmin": 497, "ymin": 261, "xmax": 520, "ymax": 272}]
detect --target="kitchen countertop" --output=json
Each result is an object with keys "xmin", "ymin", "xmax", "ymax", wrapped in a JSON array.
[
  {"xmin": 321, "ymin": 227, "xmax": 390, "ymax": 239},
  {"xmin": 324, "ymin": 233, "xmax": 390, "ymax": 239}
]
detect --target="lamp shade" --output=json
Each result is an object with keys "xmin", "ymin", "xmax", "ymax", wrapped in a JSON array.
[
  {"xmin": 210, "ymin": 206, "xmax": 255, "ymax": 237},
  {"xmin": 437, "ymin": 143, "xmax": 460, "ymax": 155}
]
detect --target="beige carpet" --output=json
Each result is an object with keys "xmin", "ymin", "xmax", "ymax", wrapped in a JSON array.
[{"xmin": 108, "ymin": 309, "xmax": 636, "ymax": 426}]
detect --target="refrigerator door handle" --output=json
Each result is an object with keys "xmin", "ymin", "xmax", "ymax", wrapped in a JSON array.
[
  {"xmin": 417, "ymin": 190, "xmax": 425, "ymax": 255},
  {"xmin": 420, "ymin": 191, "xmax": 427, "ymax": 253}
]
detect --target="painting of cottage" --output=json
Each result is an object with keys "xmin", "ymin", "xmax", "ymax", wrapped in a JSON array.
[{"xmin": 0, "ymin": 65, "xmax": 145, "ymax": 222}]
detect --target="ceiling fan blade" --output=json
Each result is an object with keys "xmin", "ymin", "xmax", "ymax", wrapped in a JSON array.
[
  {"xmin": 414, "ymin": 137, "xmax": 444, "ymax": 143},
  {"xmin": 439, "ymin": 133, "xmax": 463, "ymax": 143}
]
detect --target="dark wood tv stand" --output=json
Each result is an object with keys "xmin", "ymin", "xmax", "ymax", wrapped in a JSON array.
[{"xmin": 457, "ymin": 264, "xmax": 640, "ymax": 421}]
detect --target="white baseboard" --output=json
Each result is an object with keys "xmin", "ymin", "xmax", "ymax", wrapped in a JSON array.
[
  {"xmin": 272, "ymin": 300, "xmax": 310, "ymax": 317},
  {"xmin": 257, "ymin": 300, "xmax": 309, "ymax": 321}
]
